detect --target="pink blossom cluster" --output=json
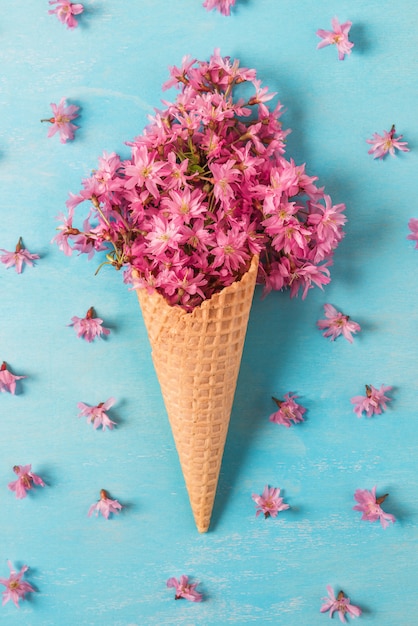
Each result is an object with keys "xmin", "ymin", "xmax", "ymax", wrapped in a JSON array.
[{"xmin": 54, "ymin": 50, "xmax": 346, "ymax": 311}]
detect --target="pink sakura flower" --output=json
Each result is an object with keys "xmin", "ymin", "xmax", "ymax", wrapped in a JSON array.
[
  {"xmin": 69, "ymin": 306, "xmax": 110, "ymax": 342},
  {"xmin": 407, "ymin": 218, "xmax": 418, "ymax": 248},
  {"xmin": 252, "ymin": 485, "xmax": 290, "ymax": 518},
  {"xmin": 0, "ymin": 362, "xmax": 26, "ymax": 395},
  {"xmin": 41, "ymin": 97, "xmax": 80, "ymax": 143},
  {"xmin": 317, "ymin": 304, "xmax": 361, "ymax": 343},
  {"xmin": 269, "ymin": 393, "xmax": 306, "ymax": 427},
  {"xmin": 0, "ymin": 237, "xmax": 39, "ymax": 274},
  {"xmin": 366, "ymin": 125, "xmax": 410, "ymax": 160},
  {"xmin": 320, "ymin": 586, "xmax": 362, "ymax": 622},
  {"xmin": 351, "ymin": 384, "xmax": 392, "ymax": 418},
  {"xmin": 88, "ymin": 489, "xmax": 122, "ymax": 519},
  {"xmin": 8, "ymin": 465, "xmax": 46, "ymax": 499},
  {"xmin": 353, "ymin": 487, "xmax": 396, "ymax": 529},
  {"xmin": 166, "ymin": 575, "xmax": 203, "ymax": 602},
  {"xmin": 203, "ymin": 0, "xmax": 236, "ymax": 15},
  {"xmin": 0, "ymin": 561, "xmax": 36, "ymax": 608},
  {"xmin": 77, "ymin": 397, "xmax": 117, "ymax": 430},
  {"xmin": 48, "ymin": 1, "xmax": 84, "ymax": 29},
  {"xmin": 316, "ymin": 18, "xmax": 354, "ymax": 61}
]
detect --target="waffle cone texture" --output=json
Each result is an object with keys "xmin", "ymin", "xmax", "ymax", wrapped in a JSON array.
[{"xmin": 136, "ymin": 255, "xmax": 259, "ymax": 532}]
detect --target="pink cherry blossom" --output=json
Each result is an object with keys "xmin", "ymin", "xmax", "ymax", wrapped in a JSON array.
[
  {"xmin": 0, "ymin": 561, "xmax": 36, "ymax": 608},
  {"xmin": 166, "ymin": 575, "xmax": 203, "ymax": 602},
  {"xmin": 0, "ymin": 362, "xmax": 26, "ymax": 395},
  {"xmin": 88, "ymin": 489, "xmax": 122, "ymax": 519},
  {"xmin": 317, "ymin": 18, "xmax": 354, "ymax": 60},
  {"xmin": 351, "ymin": 384, "xmax": 392, "ymax": 418},
  {"xmin": 69, "ymin": 306, "xmax": 110, "ymax": 342},
  {"xmin": 353, "ymin": 487, "xmax": 396, "ymax": 529},
  {"xmin": 317, "ymin": 304, "xmax": 361, "ymax": 343},
  {"xmin": 48, "ymin": 1, "xmax": 84, "ymax": 29},
  {"xmin": 407, "ymin": 218, "xmax": 418, "ymax": 248},
  {"xmin": 77, "ymin": 398, "xmax": 117, "ymax": 430},
  {"xmin": 41, "ymin": 97, "xmax": 80, "ymax": 143},
  {"xmin": 269, "ymin": 393, "xmax": 306, "ymax": 427},
  {"xmin": 0, "ymin": 237, "xmax": 39, "ymax": 273},
  {"xmin": 8, "ymin": 465, "xmax": 45, "ymax": 499},
  {"xmin": 252, "ymin": 485, "xmax": 290, "ymax": 518},
  {"xmin": 366, "ymin": 125, "xmax": 409, "ymax": 159},
  {"xmin": 320, "ymin": 586, "xmax": 362, "ymax": 622}
]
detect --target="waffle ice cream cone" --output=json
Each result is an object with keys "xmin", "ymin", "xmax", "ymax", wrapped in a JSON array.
[{"xmin": 136, "ymin": 255, "xmax": 258, "ymax": 532}]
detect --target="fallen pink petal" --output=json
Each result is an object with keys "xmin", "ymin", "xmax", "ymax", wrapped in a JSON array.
[
  {"xmin": 353, "ymin": 486, "xmax": 396, "ymax": 529},
  {"xmin": 88, "ymin": 489, "xmax": 122, "ymax": 519},
  {"xmin": 269, "ymin": 392, "xmax": 306, "ymax": 427},
  {"xmin": 8, "ymin": 464, "xmax": 46, "ymax": 499},
  {"xmin": 0, "ymin": 362, "xmax": 26, "ymax": 394},
  {"xmin": 317, "ymin": 303, "xmax": 361, "ymax": 343},
  {"xmin": 0, "ymin": 237, "xmax": 39, "ymax": 273},
  {"xmin": 69, "ymin": 306, "xmax": 110, "ymax": 342},
  {"xmin": 41, "ymin": 97, "xmax": 80, "ymax": 143},
  {"xmin": 77, "ymin": 397, "xmax": 117, "ymax": 430},
  {"xmin": 316, "ymin": 17, "xmax": 354, "ymax": 60},
  {"xmin": 166, "ymin": 575, "xmax": 203, "ymax": 602},
  {"xmin": 0, "ymin": 561, "xmax": 36, "ymax": 608},
  {"xmin": 366, "ymin": 125, "xmax": 409, "ymax": 159},
  {"xmin": 48, "ymin": 0, "xmax": 84, "ymax": 29},
  {"xmin": 351, "ymin": 384, "xmax": 393, "ymax": 418},
  {"xmin": 252, "ymin": 485, "xmax": 290, "ymax": 518},
  {"xmin": 320, "ymin": 586, "xmax": 362, "ymax": 622}
]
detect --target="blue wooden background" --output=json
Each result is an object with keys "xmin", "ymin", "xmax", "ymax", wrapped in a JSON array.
[{"xmin": 1, "ymin": 1, "xmax": 417, "ymax": 624}]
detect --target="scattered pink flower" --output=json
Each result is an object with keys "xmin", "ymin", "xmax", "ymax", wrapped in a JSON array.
[
  {"xmin": 317, "ymin": 18, "xmax": 354, "ymax": 60},
  {"xmin": 0, "ymin": 237, "xmax": 39, "ymax": 273},
  {"xmin": 317, "ymin": 303, "xmax": 361, "ymax": 343},
  {"xmin": 366, "ymin": 125, "xmax": 409, "ymax": 159},
  {"xmin": 88, "ymin": 489, "xmax": 122, "ymax": 519},
  {"xmin": 166, "ymin": 575, "xmax": 203, "ymax": 602},
  {"xmin": 269, "ymin": 393, "xmax": 306, "ymax": 427},
  {"xmin": 8, "ymin": 464, "xmax": 46, "ymax": 499},
  {"xmin": 48, "ymin": 1, "xmax": 84, "ymax": 29},
  {"xmin": 320, "ymin": 586, "xmax": 362, "ymax": 622},
  {"xmin": 41, "ymin": 97, "xmax": 80, "ymax": 143},
  {"xmin": 0, "ymin": 561, "xmax": 36, "ymax": 608},
  {"xmin": 351, "ymin": 384, "xmax": 392, "ymax": 418},
  {"xmin": 407, "ymin": 218, "xmax": 418, "ymax": 248},
  {"xmin": 252, "ymin": 485, "xmax": 290, "ymax": 518},
  {"xmin": 69, "ymin": 306, "xmax": 110, "ymax": 342},
  {"xmin": 0, "ymin": 362, "xmax": 26, "ymax": 395},
  {"xmin": 203, "ymin": 0, "xmax": 236, "ymax": 16},
  {"xmin": 353, "ymin": 486, "xmax": 396, "ymax": 529},
  {"xmin": 77, "ymin": 397, "xmax": 117, "ymax": 430}
]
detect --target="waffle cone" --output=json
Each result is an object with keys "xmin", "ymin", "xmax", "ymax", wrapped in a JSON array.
[{"xmin": 136, "ymin": 255, "xmax": 258, "ymax": 532}]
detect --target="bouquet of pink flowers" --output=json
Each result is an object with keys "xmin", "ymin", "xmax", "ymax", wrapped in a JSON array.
[{"xmin": 55, "ymin": 49, "xmax": 346, "ymax": 311}]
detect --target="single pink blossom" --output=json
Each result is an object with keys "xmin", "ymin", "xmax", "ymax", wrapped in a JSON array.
[
  {"xmin": 77, "ymin": 397, "xmax": 117, "ymax": 430},
  {"xmin": 366, "ymin": 125, "xmax": 409, "ymax": 159},
  {"xmin": 407, "ymin": 217, "xmax": 418, "ymax": 248},
  {"xmin": 351, "ymin": 384, "xmax": 392, "ymax": 418},
  {"xmin": 8, "ymin": 465, "xmax": 45, "ymax": 499},
  {"xmin": 41, "ymin": 97, "xmax": 80, "ymax": 143},
  {"xmin": 0, "ymin": 362, "xmax": 26, "ymax": 395},
  {"xmin": 353, "ymin": 486, "xmax": 396, "ymax": 529},
  {"xmin": 203, "ymin": 0, "xmax": 236, "ymax": 15},
  {"xmin": 317, "ymin": 18, "xmax": 354, "ymax": 60},
  {"xmin": 317, "ymin": 304, "xmax": 361, "ymax": 343},
  {"xmin": 320, "ymin": 586, "xmax": 362, "ymax": 622},
  {"xmin": 166, "ymin": 575, "xmax": 203, "ymax": 602},
  {"xmin": 0, "ymin": 561, "xmax": 36, "ymax": 608},
  {"xmin": 88, "ymin": 489, "xmax": 122, "ymax": 519},
  {"xmin": 0, "ymin": 237, "xmax": 39, "ymax": 273},
  {"xmin": 269, "ymin": 393, "xmax": 306, "ymax": 427},
  {"xmin": 252, "ymin": 485, "xmax": 290, "ymax": 518},
  {"xmin": 48, "ymin": 1, "xmax": 84, "ymax": 29},
  {"xmin": 69, "ymin": 306, "xmax": 110, "ymax": 342}
]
